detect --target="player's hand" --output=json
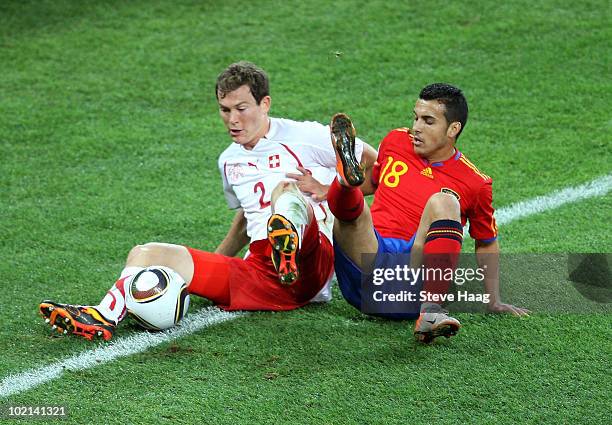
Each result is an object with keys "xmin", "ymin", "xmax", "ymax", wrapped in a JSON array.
[
  {"xmin": 487, "ymin": 301, "xmax": 530, "ymax": 317},
  {"xmin": 286, "ymin": 166, "xmax": 329, "ymax": 202}
]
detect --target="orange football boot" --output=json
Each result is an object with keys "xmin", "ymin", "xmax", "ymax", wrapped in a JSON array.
[
  {"xmin": 39, "ymin": 301, "xmax": 115, "ymax": 341},
  {"xmin": 267, "ymin": 214, "xmax": 300, "ymax": 285}
]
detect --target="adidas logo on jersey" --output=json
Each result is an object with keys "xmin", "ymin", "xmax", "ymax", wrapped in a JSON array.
[{"xmin": 420, "ymin": 167, "xmax": 433, "ymax": 179}]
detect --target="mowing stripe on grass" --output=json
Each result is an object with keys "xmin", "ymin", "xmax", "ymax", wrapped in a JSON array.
[
  {"xmin": 1, "ymin": 173, "xmax": 611, "ymax": 399},
  {"xmin": 0, "ymin": 307, "xmax": 243, "ymax": 398}
]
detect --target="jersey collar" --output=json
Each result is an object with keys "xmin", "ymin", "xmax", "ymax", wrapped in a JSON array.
[
  {"xmin": 263, "ymin": 117, "xmax": 277, "ymax": 140},
  {"xmin": 420, "ymin": 148, "xmax": 462, "ymax": 168}
]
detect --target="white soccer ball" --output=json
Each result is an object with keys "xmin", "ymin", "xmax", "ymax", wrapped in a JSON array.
[{"xmin": 125, "ymin": 266, "xmax": 190, "ymax": 330}]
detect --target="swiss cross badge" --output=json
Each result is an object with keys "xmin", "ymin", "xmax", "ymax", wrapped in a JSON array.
[{"xmin": 268, "ymin": 154, "xmax": 281, "ymax": 168}]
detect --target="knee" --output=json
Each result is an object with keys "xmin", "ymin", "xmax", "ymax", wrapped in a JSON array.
[
  {"xmin": 128, "ymin": 244, "xmax": 146, "ymax": 259},
  {"xmin": 272, "ymin": 180, "xmax": 297, "ymax": 195},
  {"xmin": 271, "ymin": 181, "xmax": 302, "ymax": 204},
  {"xmin": 127, "ymin": 242, "xmax": 170, "ymax": 263},
  {"xmin": 426, "ymin": 192, "xmax": 460, "ymax": 220}
]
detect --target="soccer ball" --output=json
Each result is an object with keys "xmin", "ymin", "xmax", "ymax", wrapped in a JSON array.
[{"xmin": 125, "ymin": 266, "xmax": 190, "ymax": 331}]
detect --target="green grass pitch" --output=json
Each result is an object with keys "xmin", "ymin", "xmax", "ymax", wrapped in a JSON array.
[{"xmin": 1, "ymin": 0, "xmax": 610, "ymax": 423}]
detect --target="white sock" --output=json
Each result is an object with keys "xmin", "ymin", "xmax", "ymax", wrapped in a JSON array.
[
  {"xmin": 274, "ymin": 191, "xmax": 309, "ymax": 225},
  {"xmin": 273, "ymin": 191, "xmax": 310, "ymax": 245},
  {"xmin": 96, "ymin": 266, "xmax": 143, "ymax": 324},
  {"xmin": 119, "ymin": 266, "xmax": 142, "ymax": 279}
]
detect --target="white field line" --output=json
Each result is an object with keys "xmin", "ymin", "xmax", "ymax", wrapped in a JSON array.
[
  {"xmin": 462, "ymin": 173, "xmax": 612, "ymax": 238},
  {"xmin": 1, "ymin": 174, "xmax": 611, "ymax": 399},
  {"xmin": 494, "ymin": 174, "xmax": 612, "ymax": 226},
  {"xmin": 0, "ymin": 307, "xmax": 244, "ymax": 398}
]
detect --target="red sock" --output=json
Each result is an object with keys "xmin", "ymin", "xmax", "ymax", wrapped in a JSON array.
[
  {"xmin": 421, "ymin": 220, "xmax": 463, "ymax": 304},
  {"xmin": 327, "ymin": 178, "xmax": 364, "ymax": 222}
]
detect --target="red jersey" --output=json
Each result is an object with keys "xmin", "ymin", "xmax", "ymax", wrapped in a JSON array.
[{"xmin": 370, "ymin": 128, "xmax": 498, "ymax": 242}]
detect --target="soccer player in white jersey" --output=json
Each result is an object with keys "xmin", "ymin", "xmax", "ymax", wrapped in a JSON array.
[{"xmin": 39, "ymin": 62, "xmax": 377, "ymax": 341}]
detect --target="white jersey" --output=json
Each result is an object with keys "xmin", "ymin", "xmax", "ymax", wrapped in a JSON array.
[{"xmin": 218, "ymin": 117, "xmax": 364, "ymax": 243}]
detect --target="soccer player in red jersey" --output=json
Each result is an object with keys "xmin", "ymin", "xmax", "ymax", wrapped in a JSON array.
[{"xmin": 326, "ymin": 83, "xmax": 529, "ymax": 343}]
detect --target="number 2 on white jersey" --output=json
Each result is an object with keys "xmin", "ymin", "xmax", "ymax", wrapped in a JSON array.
[{"xmin": 253, "ymin": 182, "xmax": 271, "ymax": 209}]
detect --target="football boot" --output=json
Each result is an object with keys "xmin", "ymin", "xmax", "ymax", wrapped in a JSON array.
[
  {"xmin": 267, "ymin": 214, "xmax": 300, "ymax": 285},
  {"xmin": 414, "ymin": 303, "xmax": 460, "ymax": 343},
  {"xmin": 39, "ymin": 301, "xmax": 115, "ymax": 341},
  {"xmin": 330, "ymin": 113, "xmax": 365, "ymax": 186}
]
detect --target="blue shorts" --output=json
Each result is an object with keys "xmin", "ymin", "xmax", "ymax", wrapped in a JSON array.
[{"xmin": 334, "ymin": 229, "xmax": 420, "ymax": 320}]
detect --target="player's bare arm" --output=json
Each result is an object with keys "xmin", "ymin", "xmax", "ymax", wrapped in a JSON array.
[
  {"xmin": 215, "ymin": 208, "xmax": 249, "ymax": 257},
  {"xmin": 475, "ymin": 239, "xmax": 530, "ymax": 316}
]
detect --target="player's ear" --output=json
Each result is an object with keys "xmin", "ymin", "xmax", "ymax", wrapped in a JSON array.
[
  {"xmin": 447, "ymin": 121, "xmax": 461, "ymax": 139},
  {"xmin": 260, "ymin": 95, "xmax": 271, "ymax": 114}
]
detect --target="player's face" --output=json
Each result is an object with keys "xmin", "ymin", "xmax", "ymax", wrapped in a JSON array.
[
  {"xmin": 411, "ymin": 99, "xmax": 460, "ymax": 162},
  {"xmin": 218, "ymin": 85, "xmax": 271, "ymax": 150}
]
